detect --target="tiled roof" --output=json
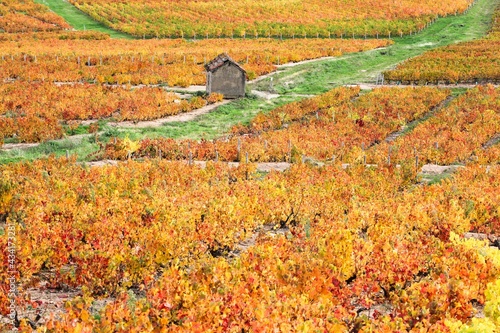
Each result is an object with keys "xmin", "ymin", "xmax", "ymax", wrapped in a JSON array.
[{"xmin": 204, "ymin": 53, "xmax": 246, "ymax": 73}]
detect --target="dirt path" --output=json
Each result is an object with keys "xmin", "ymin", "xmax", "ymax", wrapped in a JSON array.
[
  {"xmin": 85, "ymin": 159, "xmax": 292, "ymax": 172},
  {"xmin": 1, "ymin": 142, "xmax": 40, "ymax": 151},
  {"xmin": 247, "ymin": 54, "xmax": 366, "ymax": 85},
  {"xmin": 163, "ymin": 85, "xmax": 206, "ymax": 93},
  {"xmin": 483, "ymin": 133, "xmax": 500, "ymax": 148},
  {"xmin": 1, "ymin": 133, "xmax": 92, "ymax": 151},
  {"xmin": 85, "ymin": 158, "xmax": 473, "ymax": 178},
  {"xmin": 52, "ymin": 55, "xmax": 345, "ymax": 91},
  {"xmin": 2, "ymin": 80, "xmax": 496, "ymax": 150},
  {"xmin": 105, "ymin": 100, "xmax": 231, "ymax": 128},
  {"xmin": 420, "ymin": 164, "xmax": 464, "ymax": 174},
  {"xmin": 163, "ymin": 56, "xmax": 346, "ymax": 91},
  {"xmin": 1, "ymin": 101, "xmax": 231, "ymax": 151},
  {"xmin": 250, "ymin": 90, "xmax": 314, "ymax": 100}
]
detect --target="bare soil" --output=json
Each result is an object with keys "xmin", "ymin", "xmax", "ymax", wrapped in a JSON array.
[
  {"xmin": 1, "ymin": 142, "xmax": 40, "ymax": 151},
  {"xmin": 420, "ymin": 164, "xmax": 464, "ymax": 174},
  {"xmin": 106, "ymin": 100, "xmax": 231, "ymax": 128}
]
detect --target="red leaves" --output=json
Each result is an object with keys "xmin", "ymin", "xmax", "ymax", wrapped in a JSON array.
[
  {"xmin": 0, "ymin": 82, "xmax": 222, "ymax": 143},
  {"xmin": 1, "ymin": 109, "xmax": 499, "ymax": 332},
  {"xmin": 355, "ymin": 119, "xmax": 365, "ymax": 127}
]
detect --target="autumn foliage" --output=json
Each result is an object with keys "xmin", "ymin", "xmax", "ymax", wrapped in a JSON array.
[
  {"xmin": 384, "ymin": 5, "xmax": 500, "ymax": 84},
  {"xmin": 0, "ymin": 158, "xmax": 498, "ymax": 332},
  {"xmin": 103, "ymin": 86, "xmax": 452, "ymax": 163},
  {"xmin": 0, "ymin": 81, "xmax": 223, "ymax": 143},
  {"xmin": 366, "ymin": 85, "xmax": 500, "ymax": 165},
  {"xmin": 0, "ymin": 0, "xmax": 70, "ymax": 33},
  {"xmin": 113, "ymin": 85, "xmax": 500, "ymax": 168},
  {"xmin": 0, "ymin": 37, "xmax": 391, "ymax": 86},
  {"xmin": 0, "ymin": 1, "xmax": 499, "ymax": 331}
]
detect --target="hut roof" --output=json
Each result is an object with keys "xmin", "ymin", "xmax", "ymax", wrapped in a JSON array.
[{"xmin": 204, "ymin": 53, "xmax": 246, "ymax": 73}]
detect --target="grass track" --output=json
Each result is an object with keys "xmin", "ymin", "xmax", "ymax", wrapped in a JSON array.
[
  {"xmin": 35, "ymin": 0, "xmax": 133, "ymax": 39},
  {"xmin": 252, "ymin": 0, "xmax": 500, "ymax": 95}
]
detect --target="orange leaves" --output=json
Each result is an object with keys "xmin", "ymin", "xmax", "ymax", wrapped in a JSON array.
[
  {"xmin": 385, "ymin": 40, "xmax": 500, "ymax": 84},
  {"xmin": 67, "ymin": 0, "xmax": 472, "ymax": 38},
  {"xmin": 0, "ymin": 0, "xmax": 70, "ymax": 34},
  {"xmin": 205, "ymin": 92, "xmax": 224, "ymax": 104},
  {"xmin": 0, "ymin": 82, "xmax": 221, "ymax": 143},
  {"xmin": 385, "ymin": 6, "xmax": 500, "ymax": 85},
  {"xmin": 1, "ymin": 157, "xmax": 499, "ymax": 331},
  {"xmin": 0, "ymin": 38, "xmax": 391, "ymax": 86},
  {"xmin": 240, "ymin": 87, "xmax": 360, "ymax": 135},
  {"xmin": 116, "ymin": 86, "xmax": 450, "ymax": 164},
  {"xmin": 368, "ymin": 85, "xmax": 500, "ymax": 166}
]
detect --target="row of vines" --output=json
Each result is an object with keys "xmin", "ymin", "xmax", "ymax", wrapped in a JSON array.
[
  {"xmin": 0, "ymin": 81, "xmax": 223, "ymax": 143},
  {"xmin": 0, "ymin": 37, "xmax": 391, "ymax": 85},
  {"xmin": 100, "ymin": 86, "xmax": 500, "ymax": 166},
  {"xmin": 384, "ymin": 3, "xmax": 500, "ymax": 84},
  {"xmin": 68, "ymin": 0, "xmax": 474, "ymax": 39},
  {"xmin": 0, "ymin": 0, "xmax": 70, "ymax": 33}
]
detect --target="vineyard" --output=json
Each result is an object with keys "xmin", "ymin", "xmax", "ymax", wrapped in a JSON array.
[
  {"xmin": 0, "ymin": 0, "xmax": 70, "ymax": 33},
  {"xmin": 1, "ymin": 0, "xmax": 500, "ymax": 331},
  {"xmin": 1, "ymin": 158, "xmax": 499, "ymax": 331},
  {"xmin": 0, "ymin": 36, "xmax": 390, "ymax": 145},
  {"xmin": 0, "ymin": 81, "xmax": 224, "ymax": 143},
  {"xmin": 367, "ymin": 85, "xmax": 500, "ymax": 165},
  {"xmin": 68, "ymin": 0, "xmax": 474, "ymax": 38},
  {"xmin": 1, "ymin": 81, "xmax": 499, "ymax": 331},
  {"xmin": 100, "ymin": 86, "xmax": 484, "ymax": 165},
  {"xmin": 384, "ymin": 6, "xmax": 500, "ymax": 84},
  {"xmin": 0, "ymin": 37, "xmax": 391, "ymax": 86}
]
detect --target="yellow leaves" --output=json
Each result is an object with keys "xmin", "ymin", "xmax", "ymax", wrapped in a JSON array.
[
  {"xmin": 444, "ymin": 318, "xmax": 464, "ymax": 333},
  {"xmin": 485, "ymin": 279, "xmax": 500, "ymax": 325},
  {"xmin": 328, "ymin": 322, "xmax": 348, "ymax": 333},
  {"xmin": 449, "ymin": 232, "xmax": 499, "ymax": 270},
  {"xmin": 279, "ymin": 322, "xmax": 293, "ymax": 332},
  {"xmin": 0, "ymin": 175, "xmax": 14, "ymax": 213},
  {"xmin": 224, "ymin": 271, "xmax": 232, "ymax": 284},
  {"xmin": 450, "ymin": 232, "xmax": 488, "ymax": 249},
  {"xmin": 73, "ymin": 323, "xmax": 84, "ymax": 333},
  {"xmin": 80, "ymin": 309, "xmax": 90, "ymax": 322},
  {"xmin": 447, "ymin": 288, "xmax": 500, "ymax": 333},
  {"xmin": 121, "ymin": 136, "xmax": 140, "ymax": 155},
  {"xmin": 254, "ymin": 305, "xmax": 266, "ymax": 321},
  {"xmin": 296, "ymin": 320, "xmax": 314, "ymax": 333},
  {"xmin": 459, "ymin": 318, "xmax": 498, "ymax": 333},
  {"xmin": 3, "ymin": 154, "xmax": 500, "ymax": 332}
]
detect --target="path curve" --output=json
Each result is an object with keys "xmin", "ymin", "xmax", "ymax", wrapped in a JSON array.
[
  {"xmin": 87, "ymin": 100, "xmax": 231, "ymax": 128},
  {"xmin": 0, "ymin": 101, "xmax": 231, "ymax": 151},
  {"xmin": 1, "ymin": 133, "xmax": 92, "ymax": 151}
]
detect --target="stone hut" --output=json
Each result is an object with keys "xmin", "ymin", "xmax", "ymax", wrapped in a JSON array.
[{"xmin": 205, "ymin": 53, "xmax": 246, "ymax": 98}]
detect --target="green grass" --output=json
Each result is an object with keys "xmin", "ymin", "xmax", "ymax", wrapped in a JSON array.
[
  {"xmin": 421, "ymin": 171, "xmax": 457, "ymax": 185},
  {"xmin": 450, "ymin": 87, "xmax": 471, "ymax": 97},
  {"xmin": 0, "ymin": 136, "xmax": 99, "ymax": 165},
  {"xmin": 100, "ymin": 94, "xmax": 296, "ymax": 142},
  {"xmin": 251, "ymin": 0, "xmax": 500, "ymax": 95},
  {"xmin": 35, "ymin": 0, "xmax": 133, "ymax": 39},
  {"xmin": 0, "ymin": 95, "xmax": 296, "ymax": 164},
  {"xmin": 2, "ymin": 0, "xmax": 499, "ymax": 164}
]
